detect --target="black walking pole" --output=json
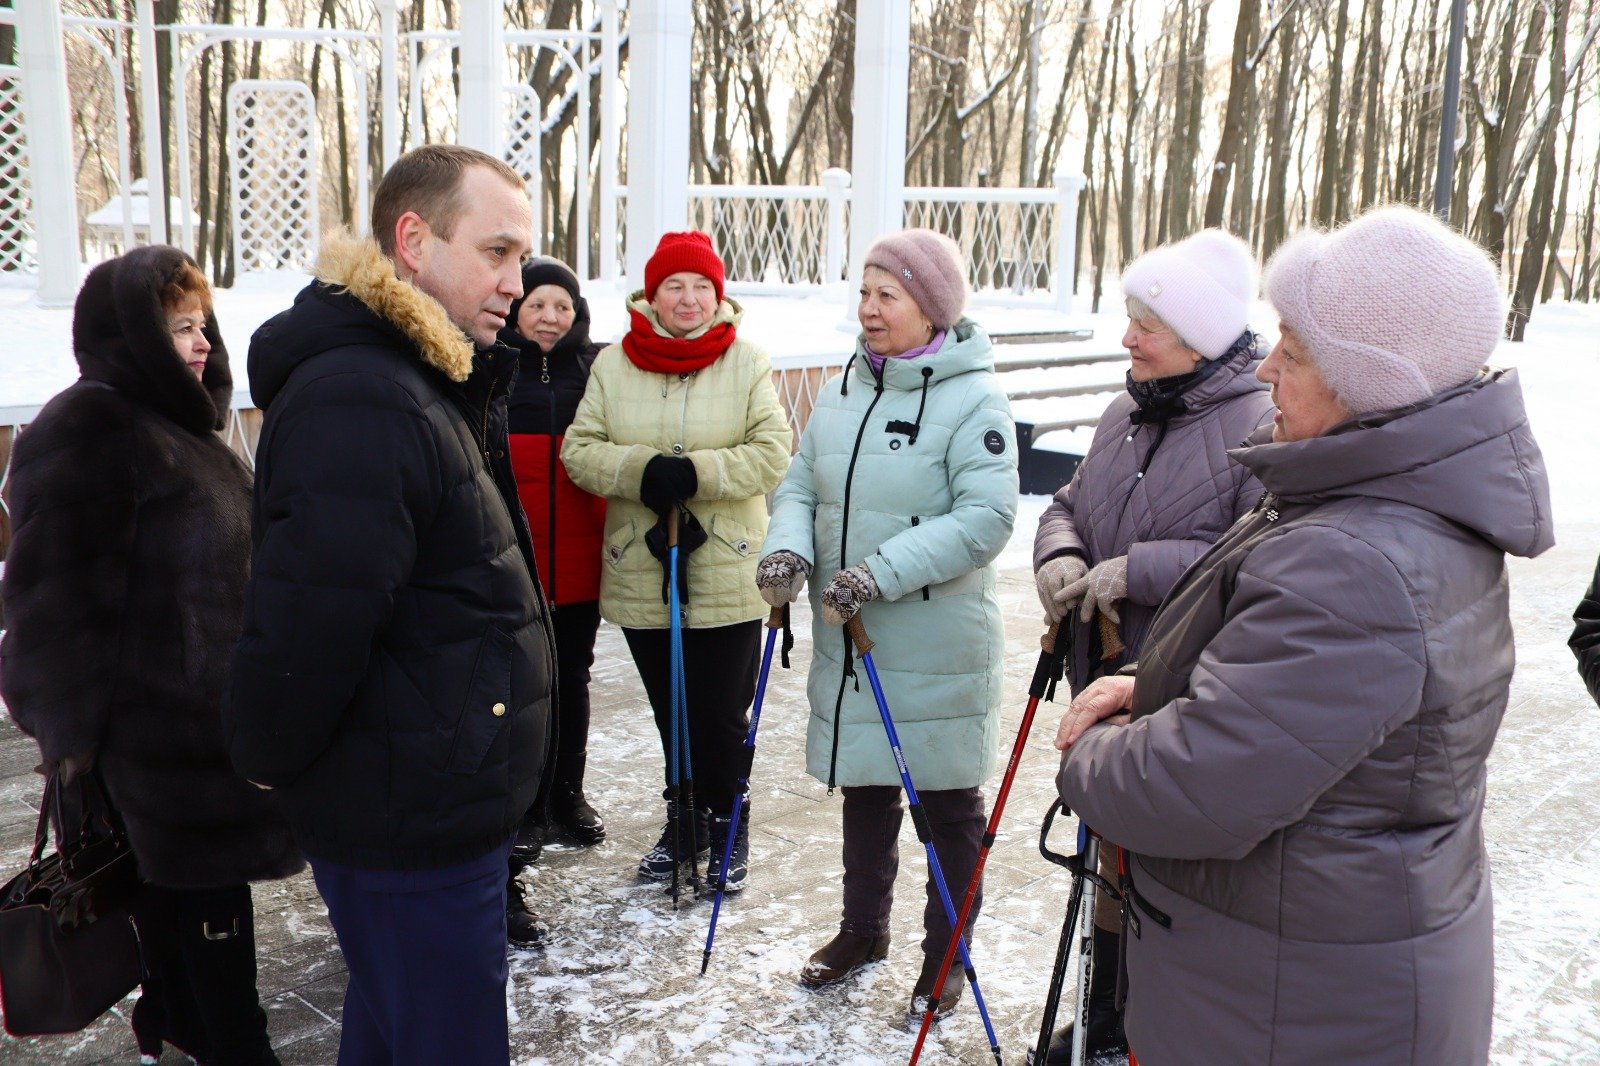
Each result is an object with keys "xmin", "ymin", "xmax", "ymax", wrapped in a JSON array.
[
  {"xmin": 701, "ymin": 603, "xmax": 786, "ymax": 973},
  {"xmin": 845, "ymin": 615, "xmax": 1004, "ymax": 1064},
  {"xmin": 1029, "ymin": 800, "xmax": 1117, "ymax": 1066}
]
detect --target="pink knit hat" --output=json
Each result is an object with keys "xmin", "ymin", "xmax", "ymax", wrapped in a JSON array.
[
  {"xmin": 1120, "ymin": 229, "xmax": 1256, "ymax": 360},
  {"xmin": 864, "ymin": 228, "xmax": 968, "ymax": 330},
  {"xmin": 1264, "ymin": 206, "xmax": 1504, "ymax": 415}
]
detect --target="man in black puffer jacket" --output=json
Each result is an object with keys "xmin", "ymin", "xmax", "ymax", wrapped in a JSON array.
[{"xmin": 224, "ymin": 145, "xmax": 551, "ymax": 1065}]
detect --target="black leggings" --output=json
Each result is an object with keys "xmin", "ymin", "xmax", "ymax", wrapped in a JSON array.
[{"xmin": 623, "ymin": 620, "xmax": 761, "ymax": 814}]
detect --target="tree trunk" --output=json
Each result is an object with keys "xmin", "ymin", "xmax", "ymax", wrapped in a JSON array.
[
  {"xmin": 1312, "ymin": 0, "xmax": 1349, "ymax": 225},
  {"xmin": 1261, "ymin": 2, "xmax": 1298, "ymax": 258},
  {"xmin": 1508, "ymin": 0, "xmax": 1569, "ymax": 339},
  {"xmin": 1204, "ymin": 0, "xmax": 1261, "ymax": 228}
]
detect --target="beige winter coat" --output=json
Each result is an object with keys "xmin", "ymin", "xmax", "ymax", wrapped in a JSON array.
[{"xmin": 561, "ymin": 296, "xmax": 791, "ymax": 629}]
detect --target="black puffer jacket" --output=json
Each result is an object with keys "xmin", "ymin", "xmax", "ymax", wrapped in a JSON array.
[
  {"xmin": 2, "ymin": 245, "xmax": 301, "ymax": 889},
  {"xmin": 1572, "ymin": 556, "xmax": 1600, "ymax": 707},
  {"xmin": 224, "ymin": 231, "xmax": 553, "ymax": 872}
]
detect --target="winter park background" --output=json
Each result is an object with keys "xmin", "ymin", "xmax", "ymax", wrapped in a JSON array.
[{"xmin": 3, "ymin": 0, "xmax": 1600, "ymax": 1062}]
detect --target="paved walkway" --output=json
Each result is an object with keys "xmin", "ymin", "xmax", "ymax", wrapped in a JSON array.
[{"xmin": 3, "ymin": 560, "xmax": 1598, "ymax": 1065}]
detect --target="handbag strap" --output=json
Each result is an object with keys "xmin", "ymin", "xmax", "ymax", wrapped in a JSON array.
[{"xmin": 27, "ymin": 770, "xmax": 58, "ymax": 872}]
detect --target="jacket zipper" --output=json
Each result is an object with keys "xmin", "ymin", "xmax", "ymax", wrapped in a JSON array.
[{"xmin": 828, "ymin": 375, "xmax": 885, "ymax": 793}]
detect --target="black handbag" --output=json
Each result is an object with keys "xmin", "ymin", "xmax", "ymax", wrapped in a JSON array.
[{"xmin": 0, "ymin": 768, "xmax": 142, "ymax": 1036}]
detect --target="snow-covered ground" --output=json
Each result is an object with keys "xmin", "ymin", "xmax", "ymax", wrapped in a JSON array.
[{"xmin": 0, "ymin": 273, "xmax": 1596, "ymax": 1064}]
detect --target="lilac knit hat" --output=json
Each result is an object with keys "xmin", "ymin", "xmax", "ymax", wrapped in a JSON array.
[
  {"xmin": 1264, "ymin": 205, "xmax": 1504, "ymax": 415},
  {"xmin": 864, "ymin": 228, "xmax": 968, "ymax": 330},
  {"xmin": 1120, "ymin": 229, "xmax": 1256, "ymax": 360}
]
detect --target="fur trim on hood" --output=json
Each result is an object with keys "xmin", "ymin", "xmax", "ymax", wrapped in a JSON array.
[{"xmin": 314, "ymin": 228, "xmax": 474, "ymax": 382}]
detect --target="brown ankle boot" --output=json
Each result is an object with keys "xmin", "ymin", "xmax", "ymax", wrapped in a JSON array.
[
  {"xmin": 799, "ymin": 931, "xmax": 891, "ymax": 987},
  {"xmin": 908, "ymin": 951, "xmax": 966, "ymax": 1020}
]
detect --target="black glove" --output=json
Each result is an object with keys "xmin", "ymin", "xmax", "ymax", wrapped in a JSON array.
[
  {"xmin": 645, "ymin": 505, "xmax": 708, "ymax": 604},
  {"xmin": 640, "ymin": 455, "xmax": 698, "ymax": 516}
]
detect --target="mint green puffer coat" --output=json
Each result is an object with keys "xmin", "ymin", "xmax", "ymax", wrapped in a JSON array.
[{"xmin": 764, "ymin": 318, "xmax": 1018, "ymax": 790}]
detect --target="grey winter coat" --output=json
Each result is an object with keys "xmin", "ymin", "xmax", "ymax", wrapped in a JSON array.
[
  {"xmin": 1057, "ymin": 369, "xmax": 1553, "ymax": 1065},
  {"xmin": 765, "ymin": 319, "xmax": 1018, "ymax": 790},
  {"xmin": 1033, "ymin": 340, "xmax": 1273, "ymax": 690}
]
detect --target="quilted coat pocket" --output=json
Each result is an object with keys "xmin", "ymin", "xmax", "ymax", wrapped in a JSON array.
[{"xmin": 444, "ymin": 627, "xmax": 515, "ymax": 775}]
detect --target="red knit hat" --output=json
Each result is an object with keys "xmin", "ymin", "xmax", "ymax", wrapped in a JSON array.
[{"xmin": 645, "ymin": 231, "xmax": 726, "ymax": 303}]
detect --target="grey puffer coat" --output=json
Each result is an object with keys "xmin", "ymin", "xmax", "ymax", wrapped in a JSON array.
[
  {"xmin": 1033, "ymin": 339, "xmax": 1273, "ymax": 690},
  {"xmin": 1057, "ymin": 369, "xmax": 1553, "ymax": 1065}
]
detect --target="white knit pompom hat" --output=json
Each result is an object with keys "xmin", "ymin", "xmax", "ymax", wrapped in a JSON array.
[
  {"xmin": 1264, "ymin": 205, "xmax": 1504, "ymax": 415},
  {"xmin": 1120, "ymin": 229, "xmax": 1256, "ymax": 360}
]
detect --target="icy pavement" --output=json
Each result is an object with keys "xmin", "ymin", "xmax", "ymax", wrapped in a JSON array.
[{"xmin": 1, "ymin": 556, "xmax": 1597, "ymax": 1065}]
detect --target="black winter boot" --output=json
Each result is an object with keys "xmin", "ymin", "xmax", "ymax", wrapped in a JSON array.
[
  {"xmin": 706, "ymin": 800, "xmax": 750, "ymax": 892},
  {"xmin": 174, "ymin": 886, "xmax": 281, "ymax": 1066},
  {"xmin": 506, "ymin": 872, "xmax": 550, "ymax": 948},
  {"xmin": 549, "ymin": 751, "xmax": 605, "ymax": 845},
  {"xmin": 637, "ymin": 792, "xmax": 709, "ymax": 880},
  {"xmin": 131, "ymin": 890, "xmax": 212, "ymax": 1065},
  {"xmin": 511, "ymin": 807, "xmax": 547, "ymax": 866},
  {"xmin": 1041, "ymin": 926, "xmax": 1127, "ymax": 1064}
]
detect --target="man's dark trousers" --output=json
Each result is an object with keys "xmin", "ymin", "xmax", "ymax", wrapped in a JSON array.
[{"xmin": 310, "ymin": 839, "xmax": 514, "ymax": 1065}]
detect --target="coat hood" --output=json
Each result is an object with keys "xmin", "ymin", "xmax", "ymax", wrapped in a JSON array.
[
  {"xmin": 1231, "ymin": 368, "xmax": 1553, "ymax": 558},
  {"xmin": 1139, "ymin": 335, "xmax": 1269, "ymax": 423},
  {"xmin": 248, "ymin": 229, "xmax": 475, "ymax": 410},
  {"xmin": 498, "ymin": 287, "xmax": 594, "ymax": 365},
  {"xmin": 849, "ymin": 315, "xmax": 995, "ymax": 391},
  {"xmin": 71, "ymin": 245, "xmax": 232, "ymax": 434}
]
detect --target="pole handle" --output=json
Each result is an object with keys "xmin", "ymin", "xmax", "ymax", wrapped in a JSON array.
[
  {"xmin": 766, "ymin": 604, "xmax": 785, "ymax": 629},
  {"xmin": 666, "ymin": 505, "xmax": 679, "ymax": 549},
  {"xmin": 845, "ymin": 614, "xmax": 874, "ymax": 657},
  {"xmin": 1040, "ymin": 621, "xmax": 1061, "ymax": 656},
  {"xmin": 1097, "ymin": 610, "xmax": 1123, "ymax": 660}
]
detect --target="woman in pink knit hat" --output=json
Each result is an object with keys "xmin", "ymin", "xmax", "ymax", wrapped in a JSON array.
[
  {"xmin": 1054, "ymin": 205, "xmax": 1552, "ymax": 1064},
  {"xmin": 761, "ymin": 228, "xmax": 1019, "ymax": 1020}
]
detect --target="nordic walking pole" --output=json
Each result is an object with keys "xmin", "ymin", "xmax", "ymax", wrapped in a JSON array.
[
  {"xmin": 701, "ymin": 603, "xmax": 786, "ymax": 974},
  {"xmin": 844, "ymin": 615, "xmax": 1004, "ymax": 1066},
  {"xmin": 666, "ymin": 507, "xmax": 685, "ymax": 910},
  {"xmin": 668, "ymin": 506, "xmax": 702, "ymax": 901},
  {"xmin": 1029, "ymin": 800, "xmax": 1114, "ymax": 1066},
  {"xmin": 908, "ymin": 622, "xmax": 1066, "ymax": 1064}
]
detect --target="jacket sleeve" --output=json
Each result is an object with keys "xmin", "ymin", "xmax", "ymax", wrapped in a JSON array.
[
  {"xmin": 1057, "ymin": 524, "xmax": 1427, "ymax": 861},
  {"xmin": 0, "ymin": 426, "xmax": 138, "ymax": 761},
  {"xmin": 685, "ymin": 355, "xmax": 792, "ymax": 502},
  {"xmin": 866, "ymin": 386, "xmax": 1019, "ymax": 601},
  {"xmin": 764, "ymin": 408, "xmax": 820, "ymax": 567},
  {"xmin": 1033, "ymin": 469, "xmax": 1086, "ymax": 569},
  {"xmin": 1571, "ymin": 553, "xmax": 1600, "ymax": 708},
  {"xmin": 223, "ymin": 378, "xmax": 442, "ymax": 786},
  {"xmin": 560, "ymin": 350, "xmax": 656, "ymax": 502}
]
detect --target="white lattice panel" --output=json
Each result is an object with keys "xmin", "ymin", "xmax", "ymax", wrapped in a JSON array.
[
  {"xmin": 503, "ymin": 85, "xmax": 543, "ymax": 249},
  {"xmin": 773, "ymin": 361, "xmax": 848, "ymax": 444},
  {"xmin": 229, "ymin": 80, "xmax": 319, "ymax": 275},
  {"xmin": 0, "ymin": 69, "xmax": 36, "ymax": 275},
  {"xmin": 689, "ymin": 195, "xmax": 843, "ymax": 285},
  {"xmin": 903, "ymin": 199, "xmax": 1056, "ymax": 295}
]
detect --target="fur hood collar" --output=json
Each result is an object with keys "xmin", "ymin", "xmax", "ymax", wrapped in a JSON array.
[{"xmin": 314, "ymin": 229, "xmax": 475, "ymax": 382}]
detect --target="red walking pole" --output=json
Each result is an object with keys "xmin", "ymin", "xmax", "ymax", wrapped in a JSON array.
[{"xmin": 908, "ymin": 622, "xmax": 1066, "ymax": 1063}]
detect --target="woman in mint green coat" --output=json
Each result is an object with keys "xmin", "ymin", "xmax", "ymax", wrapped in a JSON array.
[{"xmin": 759, "ymin": 229, "xmax": 1018, "ymax": 1019}]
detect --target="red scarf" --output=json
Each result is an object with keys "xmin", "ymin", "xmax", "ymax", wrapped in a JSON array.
[{"xmin": 621, "ymin": 307, "xmax": 737, "ymax": 374}]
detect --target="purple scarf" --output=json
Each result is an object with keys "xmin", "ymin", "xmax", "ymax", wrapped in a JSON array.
[{"xmin": 866, "ymin": 330, "xmax": 947, "ymax": 375}]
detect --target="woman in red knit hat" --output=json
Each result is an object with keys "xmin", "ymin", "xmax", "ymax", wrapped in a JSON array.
[{"xmin": 562, "ymin": 231, "xmax": 791, "ymax": 891}]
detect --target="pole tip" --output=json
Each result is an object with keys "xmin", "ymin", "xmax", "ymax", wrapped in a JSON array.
[{"xmin": 700, "ymin": 951, "xmax": 711, "ymax": 976}]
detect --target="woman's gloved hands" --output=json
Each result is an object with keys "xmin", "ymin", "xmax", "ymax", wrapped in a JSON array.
[
  {"xmin": 820, "ymin": 564, "xmax": 879, "ymax": 626},
  {"xmin": 757, "ymin": 550, "xmax": 812, "ymax": 606},
  {"xmin": 640, "ymin": 454, "xmax": 698, "ymax": 515},
  {"xmin": 1058, "ymin": 555, "xmax": 1129, "ymax": 623},
  {"xmin": 1034, "ymin": 554, "xmax": 1089, "ymax": 622}
]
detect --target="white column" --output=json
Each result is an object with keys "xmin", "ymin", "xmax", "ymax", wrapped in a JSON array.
[
  {"xmin": 846, "ymin": 0, "xmax": 910, "ymax": 303},
  {"xmin": 134, "ymin": 0, "xmax": 166, "ymax": 244},
  {"xmin": 16, "ymin": 1, "xmax": 80, "ymax": 306},
  {"xmin": 378, "ymin": 0, "xmax": 400, "ymax": 172},
  {"xmin": 1053, "ymin": 168, "xmax": 1088, "ymax": 316},
  {"xmin": 457, "ymin": 1, "xmax": 503, "ymax": 156},
  {"xmin": 598, "ymin": 0, "xmax": 620, "ymax": 281},
  {"xmin": 624, "ymin": 0, "xmax": 691, "ymax": 287}
]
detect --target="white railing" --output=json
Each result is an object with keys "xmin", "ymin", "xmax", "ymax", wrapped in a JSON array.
[{"xmin": 618, "ymin": 168, "xmax": 1085, "ymax": 311}]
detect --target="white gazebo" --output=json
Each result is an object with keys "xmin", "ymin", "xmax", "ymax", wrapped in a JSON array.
[{"xmin": 83, "ymin": 179, "xmax": 201, "ymax": 261}]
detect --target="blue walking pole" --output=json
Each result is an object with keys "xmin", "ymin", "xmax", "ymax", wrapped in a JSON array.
[
  {"xmin": 844, "ymin": 616, "xmax": 1004, "ymax": 1065},
  {"xmin": 666, "ymin": 507, "xmax": 701, "ymax": 907},
  {"xmin": 701, "ymin": 603, "xmax": 785, "ymax": 974}
]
